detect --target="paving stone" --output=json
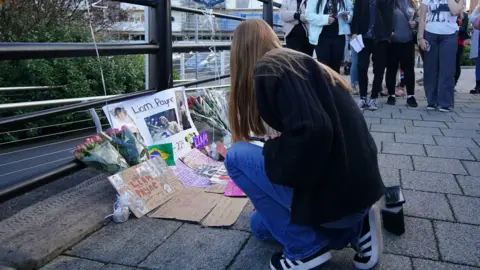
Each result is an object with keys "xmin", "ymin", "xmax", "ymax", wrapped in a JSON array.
[
  {"xmin": 405, "ymin": 126, "xmax": 442, "ymax": 135},
  {"xmin": 447, "ymin": 195, "xmax": 480, "ymax": 225},
  {"xmin": 364, "ymin": 117, "xmax": 381, "ymax": 124},
  {"xmin": 228, "ymin": 237, "xmax": 282, "ymax": 270},
  {"xmin": 371, "ymin": 124, "xmax": 405, "ymax": 133},
  {"xmin": 374, "ymin": 140, "xmax": 382, "ymax": 153},
  {"xmin": 363, "ymin": 111, "xmax": 393, "ymax": 118},
  {"xmin": 393, "ymin": 112, "xmax": 423, "ymax": 120},
  {"xmin": 376, "ymin": 254, "xmax": 413, "ymax": 270},
  {"xmin": 400, "ymin": 170, "xmax": 461, "ymax": 194},
  {"xmin": 412, "ymin": 258, "xmax": 480, "ymax": 270},
  {"xmin": 441, "ymin": 129, "xmax": 480, "ymax": 138},
  {"xmin": 40, "ymin": 256, "xmax": 104, "ymax": 270},
  {"xmin": 382, "ymin": 142, "xmax": 425, "ymax": 156},
  {"xmin": 456, "ymin": 112, "xmax": 480, "ymax": 118},
  {"xmin": 412, "ymin": 156, "xmax": 467, "ymax": 174},
  {"xmin": 370, "ymin": 132, "xmax": 395, "ymax": 142},
  {"xmin": 456, "ymin": 176, "xmax": 480, "ymax": 197},
  {"xmin": 101, "ymin": 265, "xmax": 142, "ymax": 270},
  {"xmin": 403, "ymin": 190, "xmax": 454, "ymax": 221},
  {"xmin": 139, "ymin": 224, "xmax": 250, "ymax": 270},
  {"xmin": 434, "ymin": 136, "xmax": 479, "ymax": 148},
  {"xmin": 232, "ymin": 200, "xmax": 254, "ymax": 232},
  {"xmin": 0, "ymin": 176, "xmax": 115, "ymax": 270},
  {"xmin": 414, "ymin": 120, "xmax": 448, "ymax": 128},
  {"xmin": 383, "ymin": 217, "xmax": 439, "ymax": 260},
  {"xmin": 425, "ymin": 145, "xmax": 475, "ymax": 160},
  {"xmin": 422, "ymin": 114, "xmax": 455, "ymax": 122},
  {"xmin": 462, "ymin": 161, "xmax": 480, "ymax": 176},
  {"xmin": 381, "ymin": 118, "xmax": 413, "ymax": 126},
  {"xmin": 468, "ymin": 147, "xmax": 480, "ymax": 161},
  {"xmin": 394, "ymin": 133, "xmax": 436, "ymax": 145},
  {"xmin": 435, "ymin": 222, "xmax": 480, "ymax": 266},
  {"xmin": 67, "ymin": 218, "xmax": 182, "ymax": 266},
  {"xmin": 380, "ymin": 167, "xmax": 400, "ymax": 187},
  {"xmin": 452, "ymin": 116, "xmax": 480, "ymax": 124},
  {"xmin": 446, "ymin": 122, "xmax": 480, "ymax": 130},
  {"xmin": 378, "ymin": 154, "xmax": 413, "ymax": 170}
]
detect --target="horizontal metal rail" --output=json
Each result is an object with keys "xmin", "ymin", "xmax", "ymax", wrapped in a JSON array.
[
  {"xmin": 172, "ymin": 42, "xmax": 232, "ymax": 53},
  {"xmin": 257, "ymin": 0, "xmax": 282, "ymax": 7},
  {"xmin": 0, "ymin": 95, "xmax": 120, "ymax": 110},
  {"xmin": 171, "ymin": 6, "xmax": 246, "ymax": 22},
  {"xmin": 0, "ymin": 86, "xmax": 65, "ymax": 92},
  {"xmin": 111, "ymin": 0, "xmax": 157, "ymax": 7}
]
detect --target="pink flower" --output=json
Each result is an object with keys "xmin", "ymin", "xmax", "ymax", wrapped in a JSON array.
[
  {"xmin": 76, "ymin": 144, "xmax": 87, "ymax": 152},
  {"xmin": 84, "ymin": 138, "xmax": 93, "ymax": 145},
  {"xmin": 106, "ymin": 129, "xmax": 115, "ymax": 136},
  {"xmin": 73, "ymin": 150, "xmax": 84, "ymax": 160},
  {"xmin": 121, "ymin": 125, "xmax": 129, "ymax": 131},
  {"xmin": 92, "ymin": 135, "xmax": 102, "ymax": 142}
]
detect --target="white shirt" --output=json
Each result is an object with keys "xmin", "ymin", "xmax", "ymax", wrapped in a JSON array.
[{"xmin": 422, "ymin": 0, "xmax": 459, "ymax": 35}]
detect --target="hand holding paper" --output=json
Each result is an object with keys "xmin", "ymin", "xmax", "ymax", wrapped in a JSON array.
[{"xmin": 349, "ymin": 34, "xmax": 365, "ymax": 53}]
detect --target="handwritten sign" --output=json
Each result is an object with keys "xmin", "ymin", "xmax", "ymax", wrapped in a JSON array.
[
  {"xmin": 224, "ymin": 180, "xmax": 246, "ymax": 197},
  {"xmin": 108, "ymin": 157, "xmax": 184, "ymax": 218},
  {"xmin": 194, "ymin": 132, "xmax": 209, "ymax": 149}
]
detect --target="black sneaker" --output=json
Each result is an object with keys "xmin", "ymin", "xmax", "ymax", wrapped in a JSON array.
[
  {"xmin": 358, "ymin": 98, "xmax": 368, "ymax": 110},
  {"xmin": 353, "ymin": 205, "xmax": 383, "ymax": 270},
  {"xmin": 439, "ymin": 107, "xmax": 451, "ymax": 112},
  {"xmin": 406, "ymin": 96, "xmax": 418, "ymax": 107},
  {"xmin": 270, "ymin": 247, "xmax": 331, "ymax": 270},
  {"xmin": 387, "ymin": 95, "xmax": 396, "ymax": 105},
  {"xmin": 426, "ymin": 105, "xmax": 437, "ymax": 111}
]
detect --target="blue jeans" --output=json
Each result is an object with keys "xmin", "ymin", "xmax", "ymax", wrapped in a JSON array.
[
  {"xmin": 224, "ymin": 142, "xmax": 368, "ymax": 261},
  {"xmin": 351, "ymin": 49, "xmax": 358, "ymax": 85}
]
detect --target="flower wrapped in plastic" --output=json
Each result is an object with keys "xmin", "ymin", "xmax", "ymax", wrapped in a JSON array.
[
  {"xmin": 106, "ymin": 126, "xmax": 149, "ymax": 166},
  {"xmin": 74, "ymin": 135, "xmax": 129, "ymax": 175},
  {"xmin": 188, "ymin": 89, "xmax": 230, "ymax": 139}
]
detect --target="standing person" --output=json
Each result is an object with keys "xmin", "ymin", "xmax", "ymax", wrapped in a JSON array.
[
  {"xmin": 417, "ymin": 0, "xmax": 464, "ymax": 112},
  {"xmin": 385, "ymin": 0, "xmax": 418, "ymax": 107},
  {"xmin": 351, "ymin": 0, "xmax": 395, "ymax": 110},
  {"xmin": 350, "ymin": 48, "xmax": 360, "ymax": 93},
  {"xmin": 344, "ymin": 37, "xmax": 352, "ymax": 75},
  {"xmin": 227, "ymin": 19, "xmax": 385, "ymax": 270},
  {"xmin": 455, "ymin": 12, "xmax": 469, "ymax": 89},
  {"xmin": 280, "ymin": 0, "xmax": 314, "ymax": 56},
  {"xmin": 305, "ymin": 0, "xmax": 354, "ymax": 73},
  {"xmin": 469, "ymin": 5, "xmax": 480, "ymax": 94}
]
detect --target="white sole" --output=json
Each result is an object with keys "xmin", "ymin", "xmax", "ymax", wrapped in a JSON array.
[
  {"xmin": 426, "ymin": 107, "xmax": 436, "ymax": 111},
  {"xmin": 269, "ymin": 251, "xmax": 332, "ymax": 270},
  {"xmin": 353, "ymin": 205, "xmax": 383, "ymax": 270}
]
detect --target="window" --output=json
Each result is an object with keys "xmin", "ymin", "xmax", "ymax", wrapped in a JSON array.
[{"xmin": 236, "ymin": 0, "xmax": 249, "ymax": 8}]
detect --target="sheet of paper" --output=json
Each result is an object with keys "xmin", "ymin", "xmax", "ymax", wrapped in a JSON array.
[
  {"xmin": 350, "ymin": 38, "xmax": 363, "ymax": 53},
  {"xmin": 181, "ymin": 148, "xmax": 223, "ymax": 169},
  {"xmin": 210, "ymin": 165, "xmax": 232, "ymax": 184},
  {"xmin": 205, "ymin": 183, "xmax": 226, "ymax": 194},
  {"xmin": 224, "ymin": 180, "xmax": 246, "ymax": 197},
  {"xmin": 149, "ymin": 187, "xmax": 221, "ymax": 222},
  {"xmin": 357, "ymin": 34, "xmax": 365, "ymax": 48},
  {"xmin": 201, "ymin": 197, "xmax": 249, "ymax": 227},
  {"xmin": 171, "ymin": 161, "xmax": 213, "ymax": 188},
  {"xmin": 337, "ymin": 10, "xmax": 349, "ymax": 16}
]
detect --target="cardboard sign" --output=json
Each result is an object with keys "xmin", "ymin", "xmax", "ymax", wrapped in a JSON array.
[
  {"xmin": 194, "ymin": 131, "xmax": 209, "ymax": 149},
  {"xmin": 201, "ymin": 197, "xmax": 249, "ymax": 227},
  {"xmin": 107, "ymin": 156, "xmax": 184, "ymax": 218},
  {"xmin": 204, "ymin": 183, "xmax": 226, "ymax": 194}
]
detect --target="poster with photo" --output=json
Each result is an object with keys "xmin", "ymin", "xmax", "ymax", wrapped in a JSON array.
[{"xmin": 102, "ymin": 87, "xmax": 198, "ymax": 159}]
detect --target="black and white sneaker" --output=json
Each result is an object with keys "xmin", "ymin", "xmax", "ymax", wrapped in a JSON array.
[
  {"xmin": 358, "ymin": 98, "xmax": 368, "ymax": 110},
  {"xmin": 426, "ymin": 105, "xmax": 437, "ymax": 111},
  {"xmin": 270, "ymin": 247, "xmax": 331, "ymax": 270},
  {"xmin": 406, "ymin": 96, "xmax": 418, "ymax": 107},
  {"xmin": 353, "ymin": 205, "xmax": 383, "ymax": 270},
  {"xmin": 387, "ymin": 95, "xmax": 396, "ymax": 105},
  {"xmin": 439, "ymin": 107, "xmax": 451, "ymax": 112},
  {"xmin": 368, "ymin": 99, "xmax": 378, "ymax": 111}
]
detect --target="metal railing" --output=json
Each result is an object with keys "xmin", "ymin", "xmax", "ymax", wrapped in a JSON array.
[{"xmin": 0, "ymin": 0, "xmax": 280, "ymax": 201}]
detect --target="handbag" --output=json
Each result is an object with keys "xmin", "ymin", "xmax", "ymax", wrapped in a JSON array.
[{"xmin": 398, "ymin": 6, "xmax": 418, "ymax": 41}]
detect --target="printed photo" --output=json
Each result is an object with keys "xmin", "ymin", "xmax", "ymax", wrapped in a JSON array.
[
  {"xmin": 144, "ymin": 109, "xmax": 183, "ymax": 141},
  {"xmin": 109, "ymin": 106, "xmax": 140, "ymax": 133},
  {"xmin": 176, "ymin": 91, "xmax": 192, "ymax": 130}
]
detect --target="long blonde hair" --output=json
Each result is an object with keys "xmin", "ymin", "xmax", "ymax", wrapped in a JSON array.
[{"xmin": 228, "ymin": 18, "xmax": 350, "ymax": 142}]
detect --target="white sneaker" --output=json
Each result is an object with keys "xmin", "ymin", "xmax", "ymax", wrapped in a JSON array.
[
  {"xmin": 368, "ymin": 99, "xmax": 378, "ymax": 111},
  {"xmin": 353, "ymin": 205, "xmax": 383, "ymax": 269},
  {"xmin": 358, "ymin": 99, "xmax": 368, "ymax": 110}
]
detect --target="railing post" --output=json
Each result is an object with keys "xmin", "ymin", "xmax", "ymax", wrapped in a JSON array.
[
  {"xmin": 263, "ymin": 0, "xmax": 274, "ymax": 28},
  {"xmin": 148, "ymin": 0, "xmax": 173, "ymax": 90}
]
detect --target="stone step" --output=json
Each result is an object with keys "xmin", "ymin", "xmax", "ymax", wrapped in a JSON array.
[{"xmin": 0, "ymin": 175, "xmax": 116, "ymax": 269}]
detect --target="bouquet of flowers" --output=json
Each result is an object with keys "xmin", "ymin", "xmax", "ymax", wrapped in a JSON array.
[
  {"xmin": 106, "ymin": 126, "xmax": 149, "ymax": 166},
  {"xmin": 188, "ymin": 89, "xmax": 230, "ymax": 138},
  {"xmin": 74, "ymin": 135, "xmax": 130, "ymax": 175}
]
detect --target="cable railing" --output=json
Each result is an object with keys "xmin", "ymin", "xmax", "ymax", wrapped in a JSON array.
[{"xmin": 0, "ymin": 0, "xmax": 280, "ymax": 202}]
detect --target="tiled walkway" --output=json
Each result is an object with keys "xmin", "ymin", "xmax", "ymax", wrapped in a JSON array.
[{"xmin": 42, "ymin": 91, "xmax": 480, "ymax": 270}]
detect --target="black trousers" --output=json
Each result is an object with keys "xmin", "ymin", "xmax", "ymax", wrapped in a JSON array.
[
  {"xmin": 386, "ymin": 42, "xmax": 415, "ymax": 96},
  {"xmin": 286, "ymin": 25, "xmax": 314, "ymax": 56},
  {"xmin": 455, "ymin": 44, "xmax": 464, "ymax": 85},
  {"xmin": 358, "ymin": 39, "xmax": 388, "ymax": 98},
  {"xmin": 315, "ymin": 35, "xmax": 346, "ymax": 73}
]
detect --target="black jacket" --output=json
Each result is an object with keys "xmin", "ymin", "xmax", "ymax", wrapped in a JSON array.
[
  {"xmin": 254, "ymin": 52, "xmax": 385, "ymax": 227},
  {"xmin": 351, "ymin": 0, "xmax": 394, "ymax": 42}
]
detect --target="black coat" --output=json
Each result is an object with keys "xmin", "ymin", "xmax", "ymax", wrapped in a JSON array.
[
  {"xmin": 351, "ymin": 0, "xmax": 395, "ymax": 42},
  {"xmin": 254, "ymin": 52, "xmax": 385, "ymax": 227}
]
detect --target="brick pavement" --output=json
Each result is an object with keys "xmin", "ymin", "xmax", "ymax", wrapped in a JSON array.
[{"xmin": 40, "ymin": 90, "xmax": 480, "ymax": 270}]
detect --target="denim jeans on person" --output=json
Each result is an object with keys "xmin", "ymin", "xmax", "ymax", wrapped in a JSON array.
[
  {"xmin": 423, "ymin": 31, "xmax": 457, "ymax": 108},
  {"xmin": 351, "ymin": 49, "xmax": 358, "ymax": 85},
  {"xmin": 224, "ymin": 142, "xmax": 369, "ymax": 261}
]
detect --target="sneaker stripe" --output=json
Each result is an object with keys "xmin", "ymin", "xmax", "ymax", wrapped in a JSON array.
[
  {"xmin": 286, "ymin": 258, "xmax": 296, "ymax": 267},
  {"xmin": 280, "ymin": 259, "xmax": 288, "ymax": 269},
  {"xmin": 359, "ymin": 231, "xmax": 371, "ymax": 243},
  {"xmin": 360, "ymin": 241, "xmax": 372, "ymax": 251}
]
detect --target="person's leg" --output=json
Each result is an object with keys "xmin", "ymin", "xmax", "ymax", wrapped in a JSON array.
[
  {"xmin": 455, "ymin": 44, "xmax": 464, "ymax": 86},
  {"xmin": 301, "ymin": 39, "xmax": 315, "ymax": 57},
  {"xmin": 370, "ymin": 41, "xmax": 388, "ymax": 109},
  {"xmin": 331, "ymin": 35, "xmax": 346, "ymax": 73},
  {"xmin": 437, "ymin": 33, "xmax": 457, "ymax": 110},
  {"xmin": 316, "ymin": 38, "xmax": 331, "ymax": 67},
  {"xmin": 286, "ymin": 33, "xmax": 303, "ymax": 53},
  {"xmin": 400, "ymin": 42, "xmax": 418, "ymax": 107},
  {"xmin": 224, "ymin": 142, "xmax": 331, "ymax": 262},
  {"xmin": 358, "ymin": 39, "xmax": 373, "ymax": 102},
  {"xmin": 423, "ymin": 31, "xmax": 440, "ymax": 108},
  {"xmin": 351, "ymin": 49, "xmax": 358, "ymax": 85},
  {"xmin": 385, "ymin": 42, "xmax": 399, "ymax": 104}
]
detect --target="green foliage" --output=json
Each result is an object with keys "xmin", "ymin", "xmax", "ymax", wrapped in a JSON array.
[{"xmin": 462, "ymin": 44, "xmax": 475, "ymax": 66}]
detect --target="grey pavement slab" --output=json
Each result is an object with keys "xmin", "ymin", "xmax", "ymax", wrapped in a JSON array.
[
  {"xmin": 232, "ymin": 200, "xmax": 254, "ymax": 232},
  {"xmin": 0, "ymin": 175, "xmax": 115, "ymax": 270},
  {"xmin": 468, "ymin": 147, "xmax": 480, "ymax": 161},
  {"xmin": 371, "ymin": 124, "xmax": 405, "ymax": 133},
  {"xmin": 435, "ymin": 221, "xmax": 480, "ymax": 267},
  {"xmin": 446, "ymin": 122, "xmax": 480, "ymax": 130},
  {"xmin": 394, "ymin": 133, "xmax": 436, "ymax": 145},
  {"xmin": 412, "ymin": 156, "xmax": 467, "ymax": 175},
  {"xmin": 451, "ymin": 115, "xmax": 480, "ymax": 123},
  {"xmin": 421, "ymin": 114, "xmax": 455, "ymax": 122},
  {"xmin": 447, "ymin": 195, "xmax": 480, "ymax": 225},
  {"xmin": 405, "ymin": 126, "xmax": 442, "ymax": 135},
  {"xmin": 67, "ymin": 218, "xmax": 182, "ymax": 266},
  {"xmin": 455, "ymin": 176, "xmax": 480, "ymax": 197},
  {"xmin": 101, "ymin": 265, "xmax": 143, "ymax": 270},
  {"xmin": 40, "ymin": 256, "xmax": 104, "ymax": 270},
  {"xmin": 440, "ymin": 129, "xmax": 480, "ymax": 138},
  {"xmin": 414, "ymin": 120, "xmax": 448, "ymax": 128},
  {"xmin": 363, "ymin": 111, "xmax": 393, "ymax": 118},
  {"xmin": 378, "ymin": 154, "xmax": 413, "ymax": 170},
  {"xmin": 412, "ymin": 258, "xmax": 480, "ymax": 270},
  {"xmin": 364, "ymin": 117, "xmax": 381, "ymax": 124},
  {"xmin": 381, "ymin": 118, "xmax": 413, "ymax": 126},
  {"xmin": 462, "ymin": 161, "xmax": 480, "ymax": 176},
  {"xmin": 370, "ymin": 132, "xmax": 395, "ymax": 142},
  {"xmin": 383, "ymin": 217, "xmax": 439, "ymax": 260},
  {"xmin": 382, "ymin": 142, "xmax": 426, "ymax": 156},
  {"xmin": 434, "ymin": 136, "xmax": 479, "ymax": 148},
  {"xmin": 403, "ymin": 190, "xmax": 454, "ymax": 221},
  {"xmin": 425, "ymin": 145, "xmax": 475, "ymax": 160},
  {"xmin": 379, "ymin": 167, "xmax": 400, "ymax": 187},
  {"xmin": 400, "ymin": 170, "xmax": 461, "ymax": 194},
  {"xmin": 393, "ymin": 112, "xmax": 423, "ymax": 120},
  {"xmin": 139, "ymin": 224, "xmax": 250, "ymax": 270},
  {"xmin": 228, "ymin": 237, "xmax": 282, "ymax": 270}
]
